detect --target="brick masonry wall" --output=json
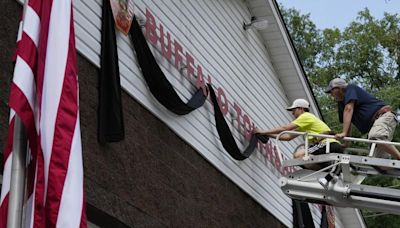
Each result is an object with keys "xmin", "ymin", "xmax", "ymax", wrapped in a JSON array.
[{"xmin": 0, "ymin": 1, "xmax": 286, "ymax": 227}]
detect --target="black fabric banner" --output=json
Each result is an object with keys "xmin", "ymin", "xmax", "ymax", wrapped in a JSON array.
[
  {"xmin": 292, "ymin": 199, "xmax": 316, "ymax": 228},
  {"xmin": 98, "ymin": 0, "xmax": 125, "ymax": 143},
  {"xmin": 129, "ymin": 16, "xmax": 207, "ymax": 115},
  {"xmin": 320, "ymin": 206, "xmax": 328, "ymax": 228},
  {"xmin": 207, "ymin": 84, "xmax": 268, "ymax": 160}
]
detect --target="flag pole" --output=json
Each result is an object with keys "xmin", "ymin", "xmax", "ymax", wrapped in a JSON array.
[
  {"xmin": 7, "ymin": 0, "xmax": 29, "ymax": 226},
  {"xmin": 7, "ymin": 117, "xmax": 27, "ymax": 228}
]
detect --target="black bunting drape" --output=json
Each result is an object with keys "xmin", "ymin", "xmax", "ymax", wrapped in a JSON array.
[
  {"xmin": 98, "ymin": 0, "xmax": 125, "ymax": 144},
  {"xmin": 207, "ymin": 84, "xmax": 268, "ymax": 160},
  {"xmin": 292, "ymin": 199, "xmax": 315, "ymax": 228},
  {"xmin": 320, "ymin": 206, "xmax": 328, "ymax": 228},
  {"xmin": 129, "ymin": 16, "xmax": 207, "ymax": 115}
]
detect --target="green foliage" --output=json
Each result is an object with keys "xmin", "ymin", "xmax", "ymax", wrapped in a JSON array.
[
  {"xmin": 278, "ymin": 4, "xmax": 400, "ymax": 226},
  {"xmin": 362, "ymin": 176, "xmax": 400, "ymax": 227},
  {"xmin": 279, "ymin": 6, "xmax": 322, "ymax": 73},
  {"xmin": 338, "ymin": 9, "xmax": 396, "ymax": 90}
]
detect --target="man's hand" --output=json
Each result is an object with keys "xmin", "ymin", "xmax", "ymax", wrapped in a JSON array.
[
  {"xmin": 335, "ymin": 132, "xmax": 346, "ymax": 139},
  {"xmin": 253, "ymin": 127, "xmax": 264, "ymax": 134}
]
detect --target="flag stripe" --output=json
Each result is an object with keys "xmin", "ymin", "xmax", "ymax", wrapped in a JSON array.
[
  {"xmin": 9, "ymin": 110, "xmax": 15, "ymax": 124},
  {"xmin": 17, "ymin": 34, "xmax": 38, "ymax": 74},
  {"xmin": 57, "ymin": 118, "xmax": 84, "ymax": 227},
  {"xmin": 44, "ymin": 1, "xmax": 80, "ymax": 226},
  {"xmin": 63, "ymin": 33, "xmax": 85, "ymax": 224},
  {"xmin": 0, "ymin": 195, "xmax": 9, "ymax": 228},
  {"xmin": 23, "ymin": 194, "xmax": 34, "ymax": 228},
  {"xmin": 39, "ymin": 0, "xmax": 69, "ymax": 204},
  {"xmin": 33, "ymin": 147, "xmax": 45, "ymax": 227},
  {"xmin": 28, "ymin": 0, "xmax": 41, "ymax": 19},
  {"xmin": 0, "ymin": 152, "xmax": 12, "ymax": 204},
  {"xmin": 29, "ymin": 2, "xmax": 46, "ymax": 225},
  {"xmin": 23, "ymin": 6, "xmax": 40, "ymax": 47},
  {"xmin": 9, "ymin": 84, "xmax": 37, "ymax": 144},
  {"xmin": 16, "ymin": 22, "xmax": 23, "ymax": 42},
  {"xmin": 35, "ymin": 0, "xmax": 51, "ymax": 107},
  {"xmin": 12, "ymin": 57, "xmax": 36, "ymax": 110}
]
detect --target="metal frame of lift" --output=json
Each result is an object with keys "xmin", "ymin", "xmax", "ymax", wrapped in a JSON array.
[{"xmin": 275, "ymin": 131, "xmax": 400, "ymax": 215}]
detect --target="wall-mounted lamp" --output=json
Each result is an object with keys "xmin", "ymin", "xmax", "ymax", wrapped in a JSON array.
[
  {"xmin": 137, "ymin": 17, "xmax": 146, "ymax": 28},
  {"xmin": 243, "ymin": 16, "xmax": 269, "ymax": 30}
]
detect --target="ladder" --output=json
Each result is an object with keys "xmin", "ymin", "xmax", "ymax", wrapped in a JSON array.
[{"xmin": 275, "ymin": 131, "xmax": 400, "ymax": 215}]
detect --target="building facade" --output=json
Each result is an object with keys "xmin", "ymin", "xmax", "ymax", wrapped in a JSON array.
[{"xmin": 0, "ymin": 0, "xmax": 364, "ymax": 227}]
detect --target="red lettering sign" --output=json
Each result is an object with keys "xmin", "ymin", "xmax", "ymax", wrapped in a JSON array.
[
  {"xmin": 233, "ymin": 102, "xmax": 242, "ymax": 131},
  {"xmin": 145, "ymin": 9, "xmax": 158, "ymax": 45},
  {"xmin": 273, "ymin": 145, "xmax": 282, "ymax": 171},
  {"xmin": 185, "ymin": 52, "xmax": 195, "ymax": 80},
  {"xmin": 174, "ymin": 40, "xmax": 183, "ymax": 70},
  {"xmin": 217, "ymin": 87, "xmax": 228, "ymax": 115},
  {"xmin": 243, "ymin": 114, "xmax": 252, "ymax": 141},
  {"xmin": 160, "ymin": 24, "xmax": 172, "ymax": 61}
]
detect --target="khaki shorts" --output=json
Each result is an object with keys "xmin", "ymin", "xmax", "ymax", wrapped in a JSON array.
[{"xmin": 368, "ymin": 112, "xmax": 398, "ymax": 158}]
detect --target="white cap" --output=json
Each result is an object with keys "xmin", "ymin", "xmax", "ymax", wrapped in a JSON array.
[
  {"xmin": 325, "ymin": 78, "xmax": 348, "ymax": 93},
  {"xmin": 286, "ymin": 99, "xmax": 310, "ymax": 110}
]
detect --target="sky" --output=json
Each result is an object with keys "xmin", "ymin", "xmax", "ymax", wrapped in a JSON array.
[{"xmin": 276, "ymin": 0, "xmax": 400, "ymax": 30}]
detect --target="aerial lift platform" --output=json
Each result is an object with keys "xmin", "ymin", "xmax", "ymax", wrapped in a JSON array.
[{"xmin": 276, "ymin": 131, "xmax": 400, "ymax": 215}]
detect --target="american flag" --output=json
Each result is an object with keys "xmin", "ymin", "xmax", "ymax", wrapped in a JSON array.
[{"xmin": 0, "ymin": 0, "xmax": 86, "ymax": 227}]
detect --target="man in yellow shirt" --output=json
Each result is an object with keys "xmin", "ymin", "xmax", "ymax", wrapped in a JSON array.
[{"xmin": 254, "ymin": 98, "xmax": 343, "ymax": 160}]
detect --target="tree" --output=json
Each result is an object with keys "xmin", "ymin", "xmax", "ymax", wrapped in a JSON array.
[
  {"xmin": 279, "ymin": 6, "xmax": 322, "ymax": 75},
  {"xmin": 379, "ymin": 13, "xmax": 400, "ymax": 80},
  {"xmin": 337, "ymin": 9, "xmax": 397, "ymax": 90}
]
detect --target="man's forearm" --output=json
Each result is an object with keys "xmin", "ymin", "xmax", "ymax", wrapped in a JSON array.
[
  {"xmin": 342, "ymin": 112, "xmax": 352, "ymax": 135},
  {"xmin": 260, "ymin": 126, "xmax": 285, "ymax": 135},
  {"xmin": 342, "ymin": 103, "xmax": 354, "ymax": 136}
]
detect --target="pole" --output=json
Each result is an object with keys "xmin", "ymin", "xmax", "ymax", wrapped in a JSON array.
[
  {"xmin": 7, "ymin": 0, "xmax": 29, "ymax": 227},
  {"xmin": 7, "ymin": 117, "xmax": 27, "ymax": 228}
]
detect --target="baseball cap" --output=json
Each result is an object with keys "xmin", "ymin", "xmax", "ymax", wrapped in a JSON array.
[
  {"xmin": 286, "ymin": 99, "xmax": 310, "ymax": 111},
  {"xmin": 325, "ymin": 78, "xmax": 348, "ymax": 93}
]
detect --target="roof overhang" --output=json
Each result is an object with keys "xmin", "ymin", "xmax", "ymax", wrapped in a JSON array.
[{"xmin": 245, "ymin": 0, "xmax": 322, "ymax": 117}]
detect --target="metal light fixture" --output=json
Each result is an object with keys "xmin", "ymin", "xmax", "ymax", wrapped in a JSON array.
[{"xmin": 243, "ymin": 16, "xmax": 269, "ymax": 30}]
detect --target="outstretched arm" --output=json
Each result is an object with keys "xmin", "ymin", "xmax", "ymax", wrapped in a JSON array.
[
  {"xmin": 336, "ymin": 101, "xmax": 354, "ymax": 139},
  {"xmin": 254, "ymin": 123, "xmax": 299, "ymax": 141}
]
